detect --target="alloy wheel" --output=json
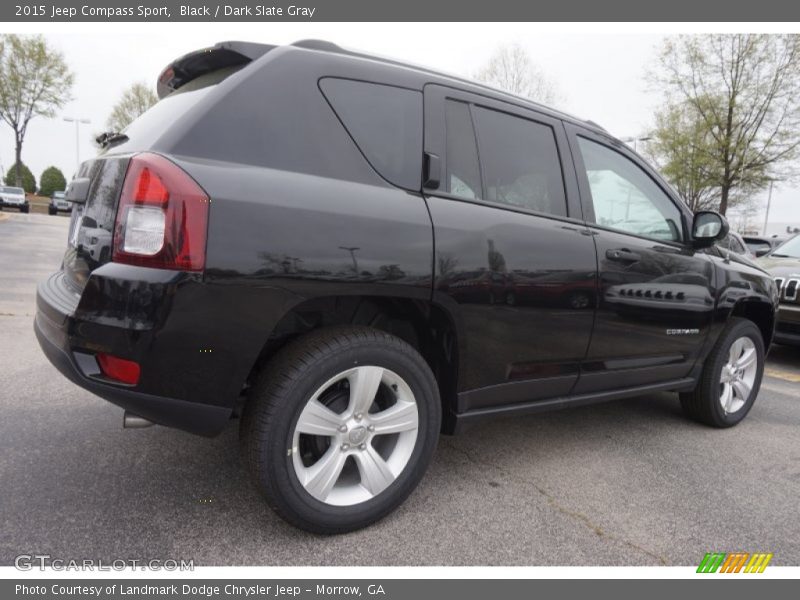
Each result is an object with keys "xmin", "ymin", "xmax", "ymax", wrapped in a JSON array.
[
  {"xmin": 291, "ymin": 366, "xmax": 419, "ymax": 506},
  {"xmin": 719, "ymin": 336, "xmax": 758, "ymax": 415}
]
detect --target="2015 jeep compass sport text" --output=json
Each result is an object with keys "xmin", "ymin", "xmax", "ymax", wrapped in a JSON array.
[{"xmin": 35, "ymin": 40, "xmax": 778, "ymax": 533}]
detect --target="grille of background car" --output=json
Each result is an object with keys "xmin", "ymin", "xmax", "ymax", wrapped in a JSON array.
[{"xmin": 775, "ymin": 278, "xmax": 800, "ymax": 304}]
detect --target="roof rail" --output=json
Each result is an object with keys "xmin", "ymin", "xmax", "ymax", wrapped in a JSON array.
[
  {"xmin": 584, "ymin": 120, "xmax": 608, "ymax": 132},
  {"xmin": 288, "ymin": 39, "xmax": 594, "ymax": 127}
]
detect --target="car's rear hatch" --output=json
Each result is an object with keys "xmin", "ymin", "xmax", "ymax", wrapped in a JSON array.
[{"xmin": 60, "ymin": 41, "xmax": 275, "ymax": 294}]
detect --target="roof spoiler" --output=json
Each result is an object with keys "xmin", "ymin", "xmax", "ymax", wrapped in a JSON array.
[{"xmin": 156, "ymin": 41, "xmax": 275, "ymax": 99}]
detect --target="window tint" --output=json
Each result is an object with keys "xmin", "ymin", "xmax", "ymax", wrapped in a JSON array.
[
  {"xmin": 320, "ymin": 78, "xmax": 422, "ymax": 190},
  {"xmin": 445, "ymin": 100, "xmax": 482, "ymax": 200},
  {"xmin": 471, "ymin": 106, "xmax": 567, "ymax": 217},
  {"xmin": 577, "ymin": 137, "xmax": 683, "ymax": 242},
  {"xmin": 120, "ymin": 66, "xmax": 241, "ymax": 146}
]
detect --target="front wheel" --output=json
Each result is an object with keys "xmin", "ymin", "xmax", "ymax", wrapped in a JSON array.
[
  {"xmin": 240, "ymin": 326, "xmax": 441, "ymax": 533},
  {"xmin": 680, "ymin": 318, "xmax": 764, "ymax": 428}
]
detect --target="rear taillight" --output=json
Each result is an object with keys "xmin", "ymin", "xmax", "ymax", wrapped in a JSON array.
[
  {"xmin": 112, "ymin": 153, "xmax": 209, "ymax": 272},
  {"xmin": 97, "ymin": 353, "xmax": 141, "ymax": 385}
]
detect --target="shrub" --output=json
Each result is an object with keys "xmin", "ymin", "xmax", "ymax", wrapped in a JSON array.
[
  {"xmin": 39, "ymin": 166, "xmax": 67, "ymax": 197},
  {"xmin": 3, "ymin": 162, "xmax": 36, "ymax": 193}
]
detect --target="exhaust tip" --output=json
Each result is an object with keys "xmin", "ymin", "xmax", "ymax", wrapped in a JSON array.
[{"xmin": 123, "ymin": 411, "xmax": 154, "ymax": 429}]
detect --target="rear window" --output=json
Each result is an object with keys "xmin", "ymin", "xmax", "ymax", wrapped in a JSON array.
[
  {"xmin": 320, "ymin": 78, "xmax": 422, "ymax": 190},
  {"xmin": 117, "ymin": 66, "xmax": 243, "ymax": 148}
]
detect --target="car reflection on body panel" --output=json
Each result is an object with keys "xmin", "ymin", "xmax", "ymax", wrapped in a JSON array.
[{"xmin": 604, "ymin": 273, "xmax": 714, "ymax": 325}]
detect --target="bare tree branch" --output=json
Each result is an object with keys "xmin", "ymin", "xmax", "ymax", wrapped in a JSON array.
[{"xmin": 474, "ymin": 43, "xmax": 562, "ymax": 105}]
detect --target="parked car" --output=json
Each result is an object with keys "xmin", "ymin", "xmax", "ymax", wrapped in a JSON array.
[
  {"xmin": 74, "ymin": 215, "xmax": 113, "ymax": 263},
  {"xmin": 756, "ymin": 234, "xmax": 800, "ymax": 345},
  {"xmin": 48, "ymin": 190, "xmax": 71, "ymax": 215},
  {"xmin": 0, "ymin": 186, "xmax": 29, "ymax": 213},
  {"xmin": 743, "ymin": 234, "xmax": 787, "ymax": 257},
  {"xmin": 35, "ymin": 40, "xmax": 778, "ymax": 534},
  {"xmin": 718, "ymin": 231, "xmax": 755, "ymax": 259}
]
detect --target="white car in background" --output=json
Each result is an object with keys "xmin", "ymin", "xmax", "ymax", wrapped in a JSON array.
[{"xmin": 0, "ymin": 186, "xmax": 29, "ymax": 213}]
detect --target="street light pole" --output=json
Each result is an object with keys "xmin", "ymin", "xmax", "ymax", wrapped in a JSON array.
[
  {"xmin": 621, "ymin": 135, "xmax": 652, "ymax": 153},
  {"xmin": 620, "ymin": 136, "xmax": 653, "ymax": 220},
  {"xmin": 762, "ymin": 180, "xmax": 774, "ymax": 236},
  {"xmin": 339, "ymin": 246, "xmax": 361, "ymax": 274},
  {"xmin": 63, "ymin": 116, "xmax": 91, "ymax": 175}
]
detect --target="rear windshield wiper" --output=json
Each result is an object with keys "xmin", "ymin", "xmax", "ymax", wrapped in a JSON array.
[{"xmin": 95, "ymin": 131, "xmax": 129, "ymax": 148}]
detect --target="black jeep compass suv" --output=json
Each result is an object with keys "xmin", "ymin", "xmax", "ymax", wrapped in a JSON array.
[{"xmin": 35, "ymin": 40, "xmax": 778, "ymax": 533}]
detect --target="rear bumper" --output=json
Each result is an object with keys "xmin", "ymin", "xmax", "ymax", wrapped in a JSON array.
[{"xmin": 34, "ymin": 269, "xmax": 234, "ymax": 436}]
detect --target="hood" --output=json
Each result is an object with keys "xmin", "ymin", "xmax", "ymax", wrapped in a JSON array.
[{"xmin": 756, "ymin": 256, "xmax": 800, "ymax": 278}]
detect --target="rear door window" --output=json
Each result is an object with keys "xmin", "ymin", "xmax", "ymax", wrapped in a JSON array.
[
  {"xmin": 320, "ymin": 78, "xmax": 423, "ymax": 190},
  {"xmin": 444, "ymin": 100, "xmax": 482, "ymax": 200},
  {"xmin": 470, "ymin": 106, "xmax": 568, "ymax": 217}
]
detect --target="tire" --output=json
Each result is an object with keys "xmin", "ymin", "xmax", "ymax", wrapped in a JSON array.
[
  {"xmin": 48, "ymin": 206, "xmax": 57, "ymax": 215},
  {"xmin": 21, "ymin": 205, "xmax": 29, "ymax": 213},
  {"xmin": 240, "ymin": 325, "xmax": 441, "ymax": 533},
  {"xmin": 680, "ymin": 317, "xmax": 764, "ymax": 428}
]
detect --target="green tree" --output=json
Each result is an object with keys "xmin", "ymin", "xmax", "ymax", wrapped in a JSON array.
[
  {"xmin": 0, "ymin": 34, "xmax": 74, "ymax": 187},
  {"xmin": 39, "ymin": 165, "xmax": 67, "ymax": 196},
  {"xmin": 652, "ymin": 34, "xmax": 800, "ymax": 215},
  {"xmin": 645, "ymin": 101, "xmax": 720, "ymax": 212},
  {"xmin": 106, "ymin": 82, "xmax": 157, "ymax": 132},
  {"xmin": 3, "ymin": 162, "xmax": 35, "ymax": 193}
]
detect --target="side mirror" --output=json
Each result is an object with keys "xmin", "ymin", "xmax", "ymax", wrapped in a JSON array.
[
  {"xmin": 65, "ymin": 177, "xmax": 90, "ymax": 204},
  {"xmin": 692, "ymin": 211, "xmax": 729, "ymax": 248}
]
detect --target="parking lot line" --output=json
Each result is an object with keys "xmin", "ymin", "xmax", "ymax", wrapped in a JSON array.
[{"xmin": 764, "ymin": 367, "xmax": 800, "ymax": 383}]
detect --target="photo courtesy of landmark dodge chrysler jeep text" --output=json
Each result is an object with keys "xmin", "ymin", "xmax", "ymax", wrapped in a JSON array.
[{"xmin": 35, "ymin": 40, "xmax": 779, "ymax": 533}]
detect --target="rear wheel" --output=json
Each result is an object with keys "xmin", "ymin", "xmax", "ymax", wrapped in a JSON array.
[
  {"xmin": 680, "ymin": 318, "xmax": 764, "ymax": 427},
  {"xmin": 240, "ymin": 326, "xmax": 440, "ymax": 533},
  {"xmin": 21, "ymin": 205, "xmax": 29, "ymax": 213},
  {"xmin": 48, "ymin": 206, "xmax": 57, "ymax": 215}
]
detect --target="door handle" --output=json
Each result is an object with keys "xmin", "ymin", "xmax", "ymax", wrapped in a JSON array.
[{"xmin": 606, "ymin": 248, "xmax": 641, "ymax": 262}]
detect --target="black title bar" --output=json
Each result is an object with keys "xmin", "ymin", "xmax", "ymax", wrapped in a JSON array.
[{"xmin": 4, "ymin": 0, "xmax": 800, "ymax": 22}]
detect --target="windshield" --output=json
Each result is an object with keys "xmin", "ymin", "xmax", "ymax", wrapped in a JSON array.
[
  {"xmin": 770, "ymin": 236, "xmax": 800, "ymax": 259},
  {"xmin": 0, "ymin": 186, "xmax": 24, "ymax": 194},
  {"xmin": 53, "ymin": 192, "xmax": 65, "ymax": 198}
]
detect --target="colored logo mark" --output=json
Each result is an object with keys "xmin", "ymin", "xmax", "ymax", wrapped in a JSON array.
[{"xmin": 697, "ymin": 552, "xmax": 773, "ymax": 573}]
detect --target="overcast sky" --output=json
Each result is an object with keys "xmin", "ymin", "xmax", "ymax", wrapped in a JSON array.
[{"xmin": 0, "ymin": 24, "xmax": 797, "ymax": 231}]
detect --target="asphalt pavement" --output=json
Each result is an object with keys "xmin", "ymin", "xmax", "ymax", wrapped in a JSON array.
[{"xmin": 1, "ymin": 212, "xmax": 798, "ymax": 566}]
